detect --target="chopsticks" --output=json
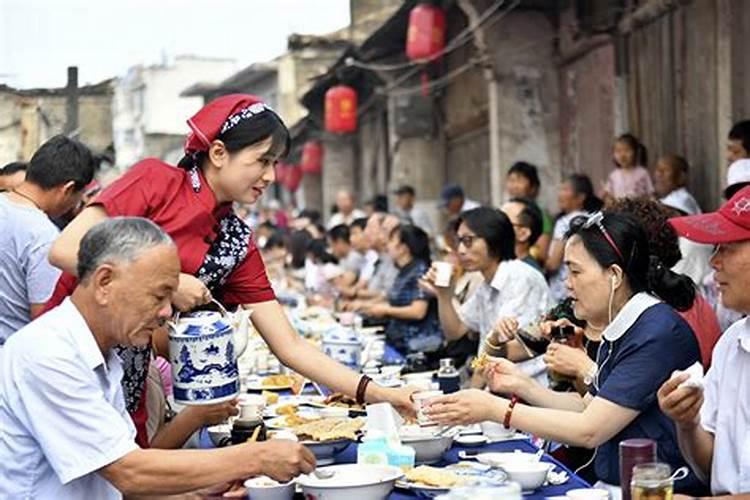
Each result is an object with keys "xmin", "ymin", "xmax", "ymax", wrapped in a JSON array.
[{"xmin": 246, "ymin": 425, "xmax": 262, "ymax": 443}]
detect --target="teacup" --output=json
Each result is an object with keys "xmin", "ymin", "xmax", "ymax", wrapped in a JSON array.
[
  {"xmin": 239, "ymin": 394, "xmax": 266, "ymax": 420},
  {"xmin": 411, "ymin": 390, "xmax": 444, "ymax": 426}
]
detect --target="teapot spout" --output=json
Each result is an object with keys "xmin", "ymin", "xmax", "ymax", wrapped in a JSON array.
[{"xmin": 232, "ymin": 308, "xmax": 252, "ymax": 358}]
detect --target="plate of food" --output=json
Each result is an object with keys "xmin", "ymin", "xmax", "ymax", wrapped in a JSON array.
[
  {"xmin": 291, "ymin": 417, "xmax": 365, "ymax": 465},
  {"xmin": 396, "ymin": 463, "xmax": 507, "ymax": 498},
  {"xmin": 246, "ymin": 373, "xmax": 300, "ymax": 391},
  {"xmin": 303, "ymin": 392, "xmax": 366, "ymax": 414}
]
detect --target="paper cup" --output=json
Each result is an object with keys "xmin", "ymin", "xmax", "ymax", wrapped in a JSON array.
[
  {"xmin": 411, "ymin": 390, "xmax": 444, "ymax": 426},
  {"xmin": 239, "ymin": 394, "xmax": 266, "ymax": 420},
  {"xmin": 433, "ymin": 262, "xmax": 453, "ymax": 288}
]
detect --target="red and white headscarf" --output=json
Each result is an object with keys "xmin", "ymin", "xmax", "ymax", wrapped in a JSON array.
[{"xmin": 184, "ymin": 93, "xmax": 271, "ymax": 155}]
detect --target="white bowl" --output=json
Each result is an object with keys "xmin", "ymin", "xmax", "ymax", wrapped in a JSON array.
[
  {"xmin": 206, "ymin": 423, "xmax": 231, "ymax": 447},
  {"xmin": 243, "ymin": 476, "xmax": 294, "ymax": 500},
  {"xmin": 399, "ymin": 428, "xmax": 453, "ymax": 464},
  {"xmin": 454, "ymin": 434, "xmax": 488, "ymax": 447},
  {"xmin": 567, "ymin": 488, "xmax": 610, "ymax": 500},
  {"xmin": 501, "ymin": 462, "xmax": 552, "ymax": 491},
  {"xmin": 303, "ymin": 439, "xmax": 353, "ymax": 465},
  {"xmin": 297, "ymin": 464, "xmax": 403, "ymax": 500},
  {"xmin": 474, "ymin": 451, "xmax": 538, "ymax": 468},
  {"xmin": 480, "ymin": 420, "xmax": 516, "ymax": 440}
]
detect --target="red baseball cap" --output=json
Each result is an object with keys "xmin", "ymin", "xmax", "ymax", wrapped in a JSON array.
[{"xmin": 669, "ymin": 185, "xmax": 750, "ymax": 244}]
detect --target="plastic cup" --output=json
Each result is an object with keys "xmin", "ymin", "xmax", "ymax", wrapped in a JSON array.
[{"xmin": 433, "ymin": 262, "xmax": 454, "ymax": 287}]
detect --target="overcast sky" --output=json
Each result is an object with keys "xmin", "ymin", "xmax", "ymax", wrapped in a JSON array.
[{"xmin": 0, "ymin": 0, "xmax": 350, "ymax": 88}]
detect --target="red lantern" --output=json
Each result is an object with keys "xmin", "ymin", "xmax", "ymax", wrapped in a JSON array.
[
  {"xmin": 325, "ymin": 85, "xmax": 357, "ymax": 133},
  {"xmin": 406, "ymin": 3, "xmax": 446, "ymax": 61},
  {"xmin": 301, "ymin": 141, "xmax": 323, "ymax": 175},
  {"xmin": 275, "ymin": 162, "xmax": 290, "ymax": 186},
  {"xmin": 284, "ymin": 165, "xmax": 303, "ymax": 192}
]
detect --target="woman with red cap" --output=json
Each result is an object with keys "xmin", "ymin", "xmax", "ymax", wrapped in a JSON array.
[{"xmin": 46, "ymin": 94, "xmax": 413, "ymax": 447}]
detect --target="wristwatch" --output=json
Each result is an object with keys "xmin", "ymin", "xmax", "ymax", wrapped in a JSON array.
[{"xmin": 582, "ymin": 364, "xmax": 598, "ymax": 387}]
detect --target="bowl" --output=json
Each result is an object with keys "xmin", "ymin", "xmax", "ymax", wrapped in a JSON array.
[
  {"xmin": 399, "ymin": 427, "xmax": 453, "ymax": 464},
  {"xmin": 474, "ymin": 451, "xmax": 538, "ymax": 468},
  {"xmin": 297, "ymin": 464, "xmax": 403, "ymax": 500},
  {"xmin": 303, "ymin": 438, "xmax": 353, "ymax": 465},
  {"xmin": 566, "ymin": 488, "xmax": 610, "ymax": 500},
  {"xmin": 501, "ymin": 462, "xmax": 552, "ymax": 491},
  {"xmin": 243, "ymin": 476, "xmax": 294, "ymax": 500},
  {"xmin": 480, "ymin": 420, "xmax": 516, "ymax": 440},
  {"xmin": 206, "ymin": 423, "xmax": 231, "ymax": 447},
  {"xmin": 454, "ymin": 434, "xmax": 488, "ymax": 447}
]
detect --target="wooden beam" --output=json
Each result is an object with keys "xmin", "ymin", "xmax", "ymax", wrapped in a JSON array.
[{"xmin": 618, "ymin": 0, "xmax": 693, "ymax": 35}]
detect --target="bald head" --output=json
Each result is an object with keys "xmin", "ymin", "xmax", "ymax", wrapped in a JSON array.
[{"xmin": 336, "ymin": 190, "xmax": 355, "ymax": 215}]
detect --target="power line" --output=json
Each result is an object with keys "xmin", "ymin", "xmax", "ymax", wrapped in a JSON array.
[{"xmin": 345, "ymin": 0, "xmax": 512, "ymax": 73}]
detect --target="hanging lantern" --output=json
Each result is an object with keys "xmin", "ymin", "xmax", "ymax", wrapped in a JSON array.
[
  {"xmin": 325, "ymin": 85, "xmax": 357, "ymax": 133},
  {"xmin": 406, "ymin": 3, "xmax": 446, "ymax": 61},
  {"xmin": 284, "ymin": 165, "xmax": 303, "ymax": 192},
  {"xmin": 300, "ymin": 141, "xmax": 323, "ymax": 175},
  {"xmin": 274, "ymin": 162, "xmax": 290, "ymax": 186}
]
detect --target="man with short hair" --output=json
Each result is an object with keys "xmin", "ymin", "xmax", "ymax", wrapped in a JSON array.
[
  {"xmin": 0, "ymin": 217, "xmax": 315, "ymax": 499},
  {"xmin": 0, "ymin": 136, "xmax": 97, "ymax": 345},
  {"xmin": 658, "ymin": 186, "xmax": 750, "ymax": 496},
  {"xmin": 501, "ymin": 197, "xmax": 544, "ymax": 273},
  {"xmin": 393, "ymin": 184, "xmax": 435, "ymax": 237},
  {"xmin": 327, "ymin": 189, "xmax": 365, "ymax": 229},
  {"xmin": 439, "ymin": 183, "xmax": 480, "ymax": 218},
  {"xmin": 0, "ymin": 161, "xmax": 27, "ymax": 191},
  {"xmin": 327, "ymin": 223, "xmax": 365, "ymax": 279},
  {"xmin": 727, "ymin": 119, "xmax": 750, "ymax": 165}
]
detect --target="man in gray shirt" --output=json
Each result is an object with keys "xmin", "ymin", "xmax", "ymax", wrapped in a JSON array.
[{"xmin": 0, "ymin": 135, "xmax": 97, "ymax": 345}]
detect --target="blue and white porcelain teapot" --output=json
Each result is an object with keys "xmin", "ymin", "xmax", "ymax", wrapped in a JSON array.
[{"xmin": 168, "ymin": 300, "xmax": 252, "ymax": 405}]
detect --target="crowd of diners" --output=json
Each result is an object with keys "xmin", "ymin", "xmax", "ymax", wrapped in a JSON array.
[{"xmin": 0, "ymin": 93, "xmax": 749, "ymax": 498}]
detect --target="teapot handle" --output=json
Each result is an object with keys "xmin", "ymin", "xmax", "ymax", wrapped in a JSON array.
[{"xmin": 172, "ymin": 298, "xmax": 230, "ymax": 322}]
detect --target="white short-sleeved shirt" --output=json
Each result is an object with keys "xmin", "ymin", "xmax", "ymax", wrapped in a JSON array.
[
  {"xmin": 459, "ymin": 260, "xmax": 552, "ymax": 382},
  {"xmin": 0, "ymin": 298, "xmax": 138, "ymax": 499},
  {"xmin": 0, "ymin": 195, "xmax": 62, "ymax": 344},
  {"xmin": 359, "ymin": 249, "xmax": 380, "ymax": 283},
  {"xmin": 700, "ymin": 317, "xmax": 750, "ymax": 494},
  {"xmin": 459, "ymin": 259, "xmax": 551, "ymax": 342}
]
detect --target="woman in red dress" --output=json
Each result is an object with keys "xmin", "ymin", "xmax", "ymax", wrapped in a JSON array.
[{"xmin": 46, "ymin": 94, "xmax": 413, "ymax": 447}]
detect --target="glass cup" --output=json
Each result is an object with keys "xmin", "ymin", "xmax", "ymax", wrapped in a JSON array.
[{"xmin": 630, "ymin": 463, "xmax": 673, "ymax": 500}]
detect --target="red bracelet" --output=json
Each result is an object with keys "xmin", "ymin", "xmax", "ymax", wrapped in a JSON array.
[
  {"xmin": 356, "ymin": 375, "xmax": 373, "ymax": 405},
  {"xmin": 503, "ymin": 394, "xmax": 519, "ymax": 429}
]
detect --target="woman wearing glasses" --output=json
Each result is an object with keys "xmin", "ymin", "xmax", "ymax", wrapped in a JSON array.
[
  {"xmin": 420, "ymin": 207, "xmax": 551, "ymax": 386},
  {"xmin": 425, "ymin": 211, "xmax": 706, "ymax": 494}
]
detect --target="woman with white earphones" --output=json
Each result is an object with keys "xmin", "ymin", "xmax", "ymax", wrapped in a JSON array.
[{"xmin": 425, "ymin": 211, "xmax": 708, "ymax": 495}]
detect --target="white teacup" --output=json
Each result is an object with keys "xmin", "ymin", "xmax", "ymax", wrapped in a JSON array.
[
  {"xmin": 239, "ymin": 394, "xmax": 266, "ymax": 420},
  {"xmin": 433, "ymin": 262, "xmax": 454, "ymax": 288},
  {"xmin": 412, "ymin": 390, "xmax": 444, "ymax": 426}
]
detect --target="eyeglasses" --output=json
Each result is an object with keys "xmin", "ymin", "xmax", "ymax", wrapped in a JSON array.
[
  {"xmin": 456, "ymin": 234, "xmax": 478, "ymax": 248},
  {"xmin": 570, "ymin": 211, "xmax": 625, "ymax": 262}
]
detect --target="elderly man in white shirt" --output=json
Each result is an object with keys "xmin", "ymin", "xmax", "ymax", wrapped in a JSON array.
[
  {"xmin": 420, "ymin": 207, "xmax": 551, "ymax": 385},
  {"xmin": 658, "ymin": 186, "xmax": 750, "ymax": 497},
  {"xmin": 0, "ymin": 217, "xmax": 315, "ymax": 499}
]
